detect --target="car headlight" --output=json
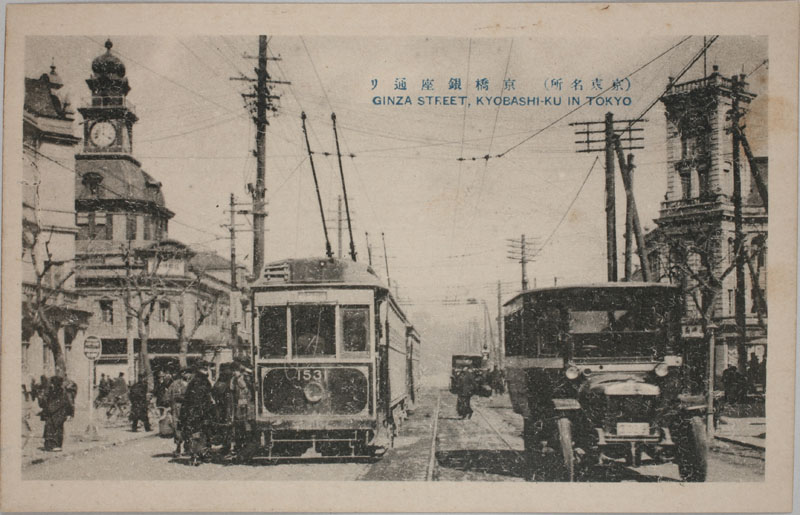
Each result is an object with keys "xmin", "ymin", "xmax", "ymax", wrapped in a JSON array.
[
  {"xmin": 565, "ymin": 365, "xmax": 581, "ymax": 380},
  {"xmin": 303, "ymin": 382, "xmax": 325, "ymax": 403},
  {"xmin": 654, "ymin": 363, "xmax": 670, "ymax": 377}
]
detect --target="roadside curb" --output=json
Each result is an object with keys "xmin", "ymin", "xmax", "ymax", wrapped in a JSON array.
[
  {"xmin": 713, "ymin": 434, "xmax": 765, "ymax": 451},
  {"xmin": 25, "ymin": 430, "xmax": 159, "ymax": 467}
]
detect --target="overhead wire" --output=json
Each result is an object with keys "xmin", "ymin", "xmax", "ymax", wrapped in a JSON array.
[{"xmin": 462, "ymin": 35, "xmax": 693, "ymax": 161}]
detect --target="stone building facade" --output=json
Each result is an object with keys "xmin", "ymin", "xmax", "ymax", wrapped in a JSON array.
[
  {"xmin": 22, "ymin": 64, "xmax": 92, "ymax": 393},
  {"xmin": 645, "ymin": 66, "xmax": 767, "ymax": 386},
  {"xmin": 71, "ymin": 40, "xmax": 247, "ymax": 383}
]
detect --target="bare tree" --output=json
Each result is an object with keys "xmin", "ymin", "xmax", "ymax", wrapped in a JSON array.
[
  {"xmin": 167, "ymin": 288, "xmax": 218, "ymax": 369},
  {"xmin": 661, "ymin": 225, "xmax": 766, "ymax": 375},
  {"xmin": 21, "ymin": 221, "xmax": 77, "ymax": 378}
]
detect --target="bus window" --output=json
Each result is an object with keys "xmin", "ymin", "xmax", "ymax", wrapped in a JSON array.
[
  {"xmin": 342, "ymin": 306, "xmax": 370, "ymax": 355},
  {"xmin": 292, "ymin": 305, "xmax": 336, "ymax": 356},
  {"xmin": 259, "ymin": 306, "xmax": 287, "ymax": 358}
]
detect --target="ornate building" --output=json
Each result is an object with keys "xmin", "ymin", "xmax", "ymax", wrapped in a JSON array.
[
  {"xmin": 72, "ymin": 40, "xmax": 246, "ymax": 381},
  {"xmin": 22, "ymin": 63, "xmax": 92, "ymax": 390},
  {"xmin": 645, "ymin": 66, "xmax": 767, "ymax": 386}
]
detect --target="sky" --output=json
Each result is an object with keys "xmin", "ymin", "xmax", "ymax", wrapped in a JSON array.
[{"xmin": 25, "ymin": 35, "xmax": 768, "ymax": 371}]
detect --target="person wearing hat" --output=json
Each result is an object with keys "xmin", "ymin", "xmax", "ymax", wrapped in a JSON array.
[
  {"xmin": 129, "ymin": 372, "xmax": 151, "ymax": 432},
  {"xmin": 230, "ymin": 358, "xmax": 256, "ymax": 461},
  {"xmin": 180, "ymin": 362, "xmax": 214, "ymax": 466},
  {"xmin": 166, "ymin": 368, "xmax": 191, "ymax": 456}
]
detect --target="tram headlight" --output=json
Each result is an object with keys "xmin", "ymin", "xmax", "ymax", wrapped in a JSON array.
[
  {"xmin": 565, "ymin": 365, "xmax": 581, "ymax": 380},
  {"xmin": 303, "ymin": 381, "xmax": 325, "ymax": 403},
  {"xmin": 654, "ymin": 362, "xmax": 670, "ymax": 377}
]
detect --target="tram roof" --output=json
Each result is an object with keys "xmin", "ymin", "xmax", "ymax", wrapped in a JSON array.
[
  {"xmin": 504, "ymin": 282, "xmax": 679, "ymax": 307},
  {"xmin": 249, "ymin": 257, "xmax": 388, "ymax": 290}
]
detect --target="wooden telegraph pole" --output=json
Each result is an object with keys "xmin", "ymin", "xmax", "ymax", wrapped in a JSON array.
[
  {"xmin": 571, "ymin": 114, "xmax": 646, "ymax": 281},
  {"xmin": 232, "ymin": 35, "xmax": 290, "ymax": 276}
]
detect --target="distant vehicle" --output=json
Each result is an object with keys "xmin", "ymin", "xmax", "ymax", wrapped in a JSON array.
[
  {"xmin": 449, "ymin": 355, "xmax": 484, "ymax": 392},
  {"xmin": 503, "ymin": 283, "xmax": 708, "ymax": 482},
  {"xmin": 247, "ymin": 257, "xmax": 421, "ymax": 458}
]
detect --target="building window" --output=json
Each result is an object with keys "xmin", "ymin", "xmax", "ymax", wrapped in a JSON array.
[
  {"xmin": 99, "ymin": 299, "xmax": 114, "ymax": 324},
  {"xmin": 126, "ymin": 214, "xmax": 137, "ymax": 240},
  {"xmin": 142, "ymin": 215, "xmax": 151, "ymax": 240},
  {"xmin": 158, "ymin": 301, "xmax": 170, "ymax": 323},
  {"xmin": 680, "ymin": 171, "xmax": 691, "ymax": 199},
  {"xmin": 22, "ymin": 341, "xmax": 30, "ymax": 372},
  {"xmin": 727, "ymin": 289, "xmax": 735, "ymax": 316},
  {"xmin": 648, "ymin": 251, "xmax": 661, "ymax": 280}
]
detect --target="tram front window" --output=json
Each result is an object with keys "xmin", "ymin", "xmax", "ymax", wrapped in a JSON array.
[
  {"xmin": 259, "ymin": 306, "xmax": 287, "ymax": 358},
  {"xmin": 568, "ymin": 308, "xmax": 662, "ymax": 358},
  {"xmin": 342, "ymin": 306, "xmax": 369, "ymax": 355},
  {"xmin": 292, "ymin": 305, "xmax": 336, "ymax": 356}
]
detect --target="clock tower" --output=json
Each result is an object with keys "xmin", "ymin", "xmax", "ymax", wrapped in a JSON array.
[
  {"xmin": 75, "ymin": 39, "xmax": 173, "ymax": 246},
  {"xmin": 79, "ymin": 39, "xmax": 137, "ymax": 154}
]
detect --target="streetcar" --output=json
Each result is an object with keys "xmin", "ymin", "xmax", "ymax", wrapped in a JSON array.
[
  {"xmin": 503, "ymin": 283, "xmax": 708, "ymax": 481},
  {"xmin": 248, "ymin": 257, "xmax": 421, "ymax": 458}
]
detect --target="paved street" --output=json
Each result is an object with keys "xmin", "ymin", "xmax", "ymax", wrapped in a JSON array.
[{"xmin": 24, "ymin": 389, "xmax": 764, "ymax": 482}]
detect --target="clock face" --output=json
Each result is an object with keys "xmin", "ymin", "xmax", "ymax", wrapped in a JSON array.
[{"xmin": 90, "ymin": 121, "xmax": 117, "ymax": 148}]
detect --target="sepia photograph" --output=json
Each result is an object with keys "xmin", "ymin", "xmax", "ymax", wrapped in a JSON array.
[{"xmin": 2, "ymin": 2, "xmax": 797, "ymax": 512}]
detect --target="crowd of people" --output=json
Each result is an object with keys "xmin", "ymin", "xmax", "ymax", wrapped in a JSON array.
[{"xmin": 156, "ymin": 358, "xmax": 256, "ymax": 466}]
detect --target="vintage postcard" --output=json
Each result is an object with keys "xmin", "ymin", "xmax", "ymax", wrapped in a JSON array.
[{"xmin": 2, "ymin": 2, "xmax": 798, "ymax": 512}]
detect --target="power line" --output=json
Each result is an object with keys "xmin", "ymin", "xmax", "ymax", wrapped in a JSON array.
[
  {"xmin": 461, "ymin": 35, "xmax": 693, "ymax": 161},
  {"xmin": 538, "ymin": 156, "xmax": 600, "ymax": 253}
]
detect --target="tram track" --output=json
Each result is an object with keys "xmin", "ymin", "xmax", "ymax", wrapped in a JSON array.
[
  {"xmin": 425, "ymin": 391, "xmax": 441, "ymax": 481},
  {"xmin": 472, "ymin": 404, "xmax": 519, "ymax": 452}
]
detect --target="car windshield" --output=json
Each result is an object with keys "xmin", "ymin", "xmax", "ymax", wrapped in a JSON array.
[{"xmin": 568, "ymin": 306, "xmax": 667, "ymax": 358}]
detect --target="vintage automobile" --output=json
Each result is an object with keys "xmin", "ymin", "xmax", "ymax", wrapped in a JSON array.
[
  {"xmin": 504, "ymin": 283, "xmax": 708, "ymax": 482},
  {"xmin": 449, "ymin": 355, "xmax": 484, "ymax": 393}
]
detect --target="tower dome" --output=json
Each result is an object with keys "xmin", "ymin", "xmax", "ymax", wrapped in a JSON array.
[
  {"xmin": 91, "ymin": 39, "xmax": 126, "ymax": 79},
  {"xmin": 86, "ymin": 39, "xmax": 130, "ymax": 97}
]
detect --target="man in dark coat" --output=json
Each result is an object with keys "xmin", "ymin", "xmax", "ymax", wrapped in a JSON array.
[
  {"xmin": 231, "ymin": 359, "xmax": 256, "ymax": 461},
  {"xmin": 129, "ymin": 373, "xmax": 151, "ymax": 432},
  {"xmin": 39, "ymin": 376, "xmax": 74, "ymax": 451},
  {"xmin": 166, "ymin": 368, "xmax": 191, "ymax": 456},
  {"xmin": 180, "ymin": 363, "xmax": 214, "ymax": 466},
  {"xmin": 212, "ymin": 364, "xmax": 234, "ymax": 456},
  {"xmin": 455, "ymin": 367, "xmax": 477, "ymax": 419}
]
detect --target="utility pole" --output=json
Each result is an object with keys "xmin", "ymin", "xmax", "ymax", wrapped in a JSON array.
[
  {"xmin": 624, "ymin": 155, "xmax": 634, "ymax": 280},
  {"xmin": 252, "ymin": 35, "xmax": 268, "ymax": 277},
  {"xmin": 233, "ymin": 35, "xmax": 289, "ymax": 277},
  {"xmin": 571, "ymin": 114, "xmax": 646, "ymax": 282},
  {"xmin": 604, "ymin": 112, "xmax": 618, "ymax": 282},
  {"xmin": 731, "ymin": 74, "xmax": 747, "ymax": 373},
  {"xmin": 228, "ymin": 193, "xmax": 239, "ymax": 353},
  {"xmin": 496, "ymin": 280, "xmax": 503, "ymax": 369},
  {"xmin": 507, "ymin": 235, "xmax": 539, "ymax": 290}
]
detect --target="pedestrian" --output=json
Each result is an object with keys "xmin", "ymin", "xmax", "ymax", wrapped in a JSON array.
[
  {"xmin": 39, "ymin": 375, "xmax": 74, "ymax": 451},
  {"xmin": 180, "ymin": 362, "xmax": 214, "ymax": 466},
  {"xmin": 212, "ymin": 363, "xmax": 234, "ymax": 457},
  {"xmin": 155, "ymin": 371, "xmax": 173, "ymax": 408},
  {"xmin": 129, "ymin": 373, "xmax": 151, "ymax": 432},
  {"xmin": 231, "ymin": 358, "xmax": 256, "ymax": 461},
  {"xmin": 747, "ymin": 354, "xmax": 760, "ymax": 394},
  {"xmin": 455, "ymin": 366, "xmax": 477, "ymax": 419},
  {"xmin": 721, "ymin": 364, "xmax": 738, "ymax": 403},
  {"xmin": 166, "ymin": 368, "xmax": 191, "ymax": 457}
]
